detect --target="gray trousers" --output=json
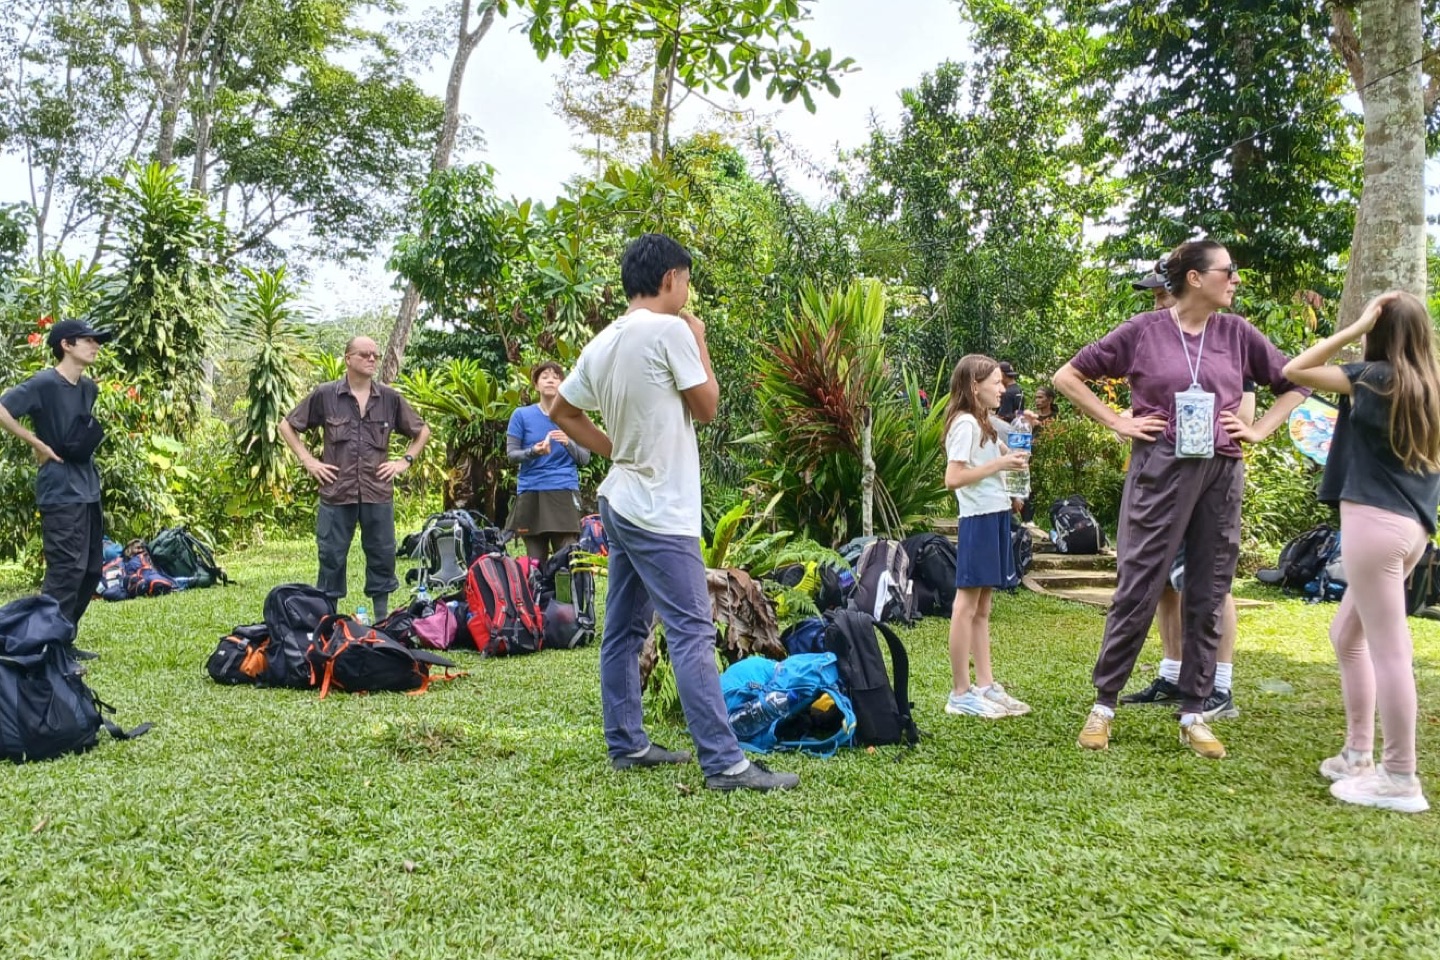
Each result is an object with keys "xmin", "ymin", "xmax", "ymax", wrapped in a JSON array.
[
  {"xmin": 1093, "ymin": 441, "xmax": 1243, "ymax": 714},
  {"xmin": 316, "ymin": 501, "xmax": 397, "ymax": 601},
  {"xmin": 598, "ymin": 498, "xmax": 745, "ymax": 776}
]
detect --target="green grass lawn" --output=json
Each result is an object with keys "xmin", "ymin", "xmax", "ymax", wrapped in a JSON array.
[{"xmin": 3, "ymin": 539, "xmax": 1439, "ymax": 959}]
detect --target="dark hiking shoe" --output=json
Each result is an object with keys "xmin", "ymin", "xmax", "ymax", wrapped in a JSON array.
[
  {"xmin": 705, "ymin": 759, "xmax": 799, "ymax": 792},
  {"xmin": 611, "ymin": 743, "xmax": 692, "ymax": 770},
  {"xmin": 1120, "ymin": 676, "xmax": 1182, "ymax": 705},
  {"xmin": 1200, "ymin": 689, "xmax": 1240, "ymax": 722},
  {"xmin": 70, "ymin": 647, "xmax": 99, "ymax": 661}
]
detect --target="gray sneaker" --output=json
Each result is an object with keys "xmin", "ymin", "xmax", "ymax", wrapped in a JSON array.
[
  {"xmin": 705, "ymin": 759, "xmax": 800, "ymax": 792},
  {"xmin": 611, "ymin": 743, "xmax": 693, "ymax": 770}
]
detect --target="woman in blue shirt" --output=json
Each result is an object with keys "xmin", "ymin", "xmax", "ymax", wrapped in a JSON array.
[{"xmin": 506, "ymin": 362, "xmax": 591, "ymax": 564}]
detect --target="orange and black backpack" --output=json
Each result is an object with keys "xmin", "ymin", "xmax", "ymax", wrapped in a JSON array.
[
  {"xmin": 464, "ymin": 554, "xmax": 544, "ymax": 656},
  {"xmin": 206, "ymin": 624, "xmax": 271, "ymax": 685},
  {"xmin": 304, "ymin": 615, "xmax": 458, "ymax": 699}
]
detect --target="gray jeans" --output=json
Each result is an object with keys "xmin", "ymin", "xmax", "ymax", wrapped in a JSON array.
[
  {"xmin": 598, "ymin": 498, "xmax": 744, "ymax": 776},
  {"xmin": 316, "ymin": 501, "xmax": 397, "ymax": 601}
]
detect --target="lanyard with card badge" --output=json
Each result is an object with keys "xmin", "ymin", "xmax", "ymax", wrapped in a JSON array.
[{"xmin": 1172, "ymin": 307, "xmax": 1215, "ymax": 458}]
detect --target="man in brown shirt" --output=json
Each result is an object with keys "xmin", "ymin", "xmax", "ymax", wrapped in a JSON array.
[{"xmin": 279, "ymin": 336, "xmax": 430, "ymax": 618}]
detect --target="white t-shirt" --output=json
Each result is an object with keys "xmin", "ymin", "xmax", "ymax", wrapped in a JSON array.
[
  {"xmin": 560, "ymin": 308, "xmax": 708, "ymax": 536},
  {"xmin": 945, "ymin": 413, "xmax": 1012, "ymax": 517}
]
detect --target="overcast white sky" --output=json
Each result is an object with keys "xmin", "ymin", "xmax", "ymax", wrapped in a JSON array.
[
  {"xmin": 293, "ymin": 0, "xmax": 972, "ymax": 317},
  {"xmin": 2, "ymin": 0, "xmax": 1433, "ymax": 319}
]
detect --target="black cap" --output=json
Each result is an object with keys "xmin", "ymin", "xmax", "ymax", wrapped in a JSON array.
[
  {"xmin": 1131, "ymin": 272, "xmax": 1167, "ymax": 291},
  {"xmin": 997, "ymin": 361, "xmax": 1017, "ymax": 377},
  {"xmin": 47, "ymin": 319, "xmax": 114, "ymax": 353}
]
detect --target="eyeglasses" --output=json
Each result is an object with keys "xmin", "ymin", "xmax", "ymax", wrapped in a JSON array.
[
  {"xmin": 349, "ymin": 351, "xmax": 379, "ymax": 360},
  {"xmin": 1200, "ymin": 264, "xmax": 1239, "ymax": 277}
]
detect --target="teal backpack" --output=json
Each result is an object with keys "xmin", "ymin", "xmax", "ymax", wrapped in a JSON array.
[{"xmin": 720, "ymin": 654, "xmax": 856, "ymax": 757}]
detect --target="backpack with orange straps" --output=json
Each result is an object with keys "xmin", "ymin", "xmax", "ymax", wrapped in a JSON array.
[{"xmin": 304, "ymin": 615, "xmax": 459, "ymax": 699}]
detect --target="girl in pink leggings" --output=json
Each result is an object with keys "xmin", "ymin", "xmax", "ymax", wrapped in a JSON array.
[{"xmin": 1284, "ymin": 291, "xmax": 1440, "ymax": 814}]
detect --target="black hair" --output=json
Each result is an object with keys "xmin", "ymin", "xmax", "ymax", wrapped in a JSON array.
[
  {"xmin": 50, "ymin": 339, "xmax": 68, "ymax": 361},
  {"xmin": 1162, "ymin": 239, "xmax": 1227, "ymax": 296},
  {"xmin": 620, "ymin": 233, "xmax": 692, "ymax": 299}
]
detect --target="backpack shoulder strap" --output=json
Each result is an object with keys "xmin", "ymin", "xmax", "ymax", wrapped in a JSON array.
[{"xmin": 871, "ymin": 619, "xmax": 920, "ymax": 746}]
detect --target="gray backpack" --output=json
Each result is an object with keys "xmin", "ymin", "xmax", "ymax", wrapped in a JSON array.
[{"xmin": 852, "ymin": 539, "xmax": 919, "ymax": 625}]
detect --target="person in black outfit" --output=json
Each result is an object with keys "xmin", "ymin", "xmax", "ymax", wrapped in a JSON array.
[
  {"xmin": 0, "ymin": 320, "xmax": 114, "ymax": 629},
  {"xmin": 996, "ymin": 361, "xmax": 1024, "ymax": 421}
]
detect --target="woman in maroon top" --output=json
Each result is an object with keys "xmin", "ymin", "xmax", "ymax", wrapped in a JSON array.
[{"xmin": 1053, "ymin": 240, "xmax": 1309, "ymax": 759}]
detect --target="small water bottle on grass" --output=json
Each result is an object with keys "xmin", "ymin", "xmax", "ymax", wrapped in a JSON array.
[{"xmin": 355, "ymin": 605, "xmax": 370, "ymax": 626}]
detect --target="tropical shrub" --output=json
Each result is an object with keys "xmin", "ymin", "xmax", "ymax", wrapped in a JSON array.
[
  {"xmin": 397, "ymin": 359, "xmax": 523, "ymax": 525},
  {"xmin": 745, "ymin": 281, "xmax": 949, "ymax": 546},
  {"xmin": 93, "ymin": 162, "xmax": 228, "ymax": 435},
  {"xmin": 234, "ymin": 266, "xmax": 310, "ymax": 496},
  {"xmin": 1028, "ymin": 415, "xmax": 1129, "ymax": 532}
]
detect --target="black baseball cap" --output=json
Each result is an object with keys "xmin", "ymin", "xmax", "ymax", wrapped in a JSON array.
[
  {"xmin": 1131, "ymin": 272, "xmax": 1167, "ymax": 291},
  {"xmin": 997, "ymin": 361, "xmax": 1017, "ymax": 377},
  {"xmin": 47, "ymin": 320, "xmax": 114, "ymax": 355}
]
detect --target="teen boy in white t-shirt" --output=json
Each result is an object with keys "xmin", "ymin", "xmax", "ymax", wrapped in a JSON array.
[{"xmin": 551, "ymin": 233, "xmax": 799, "ymax": 792}]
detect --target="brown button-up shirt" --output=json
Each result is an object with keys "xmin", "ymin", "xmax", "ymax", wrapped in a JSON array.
[{"xmin": 285, "ymin": 378, "xmax": 426, "ymax": 505}]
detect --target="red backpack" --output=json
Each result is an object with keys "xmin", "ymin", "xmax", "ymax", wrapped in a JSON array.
[{"xmin": 465, "ymin": 554, "xmax": 544, "ymax": 656}]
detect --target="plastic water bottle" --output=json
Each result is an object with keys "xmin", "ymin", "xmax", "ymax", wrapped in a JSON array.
[
  {"xmin": 1004, "ymin": 412, "xmax": 1032, "ymax": 497},
  {"xmin": 416, "ymin": 582, "xmax": 431, "ymax": 605},
  {"xmin": 728, "ymin": 690, "xmax": 798, "ymax": 740},
  {"xmin": 355, "ymin": 605, "xmax": 370, "ymax": 626}
]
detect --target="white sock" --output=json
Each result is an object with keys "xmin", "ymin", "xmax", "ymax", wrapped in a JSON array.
[
  {"xmin": 1214, "ymin": 662, "xmax": 1233, "ymax": 693},
  {"xmin": 975, "ymin": 684, "xmax": 993, "ymax": 696},
  {"xmin": 722, "ymin": 759, "xmax": 750, "ymax": 776},
  {"xmin": 1159, "ymin": 659, "xmax": 1182, "ymax": 684},
  {"xmin": 1179, "ymin": 712, "xmax": 1202, "ymax": 727},
  {"xmin": 1091, "ymin": 704, "xmax": 1115, "ymax": 719},
  {"xmin": 1344, "ymin": 748, "xmax": 1372, "ymax": 765}
]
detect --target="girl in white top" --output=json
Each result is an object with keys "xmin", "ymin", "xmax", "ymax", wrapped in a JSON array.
[{"xmin": 942, "ymin": 354, "xmax": 1032, "ymax": 719}]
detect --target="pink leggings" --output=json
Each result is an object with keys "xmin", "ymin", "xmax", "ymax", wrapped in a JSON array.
[{"xmin": 1330, "ymin": 501, "xmax": 1428, "ymax": 775}]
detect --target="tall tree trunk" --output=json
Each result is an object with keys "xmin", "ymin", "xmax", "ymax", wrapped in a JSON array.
[
  {"xmin": 1332, "ymin": 0, "xmax": 1427, "ymax": 322},
  {"xmin": 380, "ymin": 0, "xmax": 497, "ymax": 384}
]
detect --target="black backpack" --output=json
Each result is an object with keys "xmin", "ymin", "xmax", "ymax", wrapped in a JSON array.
[
  {"xmin": 1260, "ymin": 523, "xmax": 1341, "ymax": 590},
  {"xmin": 261, "ymin": 583, "xmax": 336, "ymax": 688},
  {"xmin": 1012, "ymin": 525, "xmax": 1034, "ymax": 578},
  {"xmin": 305, "ymin": 615, "xmax": 457, "ymax": 699},
  {"xmin": 853, "ymin": 539, "xmax": 919, "ymax": 624},
  {"xmin": 1050, "ymin": 497, "xmax": 1105, "ymax": 555},
  {"xmin": 148, "ymin": 526, "xmax": 228, "ymax": 587},
  {"xmin": 0, "ymin": 596, "xmax": 151, "ymax": 762},
  {"xmin": 823, "ymin": 608, "xmax": 919, "ymax": 747},
  {"xmin": 206, "ymin": 623, "xmax": 271, "ymax": 685},
  {"xmin": 901, "ymin": 533, "xmax": 957, "ymax": 617},
  {"xmin": 534, "ymin": 545, "xmax": 596, "ymax": 649}
]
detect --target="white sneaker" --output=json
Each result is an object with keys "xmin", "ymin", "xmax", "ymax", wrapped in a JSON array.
[
  {"xmin": 945, "ymin": 688, "xmax": 1007, "ymax": 718},
  {"xmin": 982, "ymin": 682, "xmax": 1031, "ymax": 716},
  {"xmin": 1319, "ymin": 751, "xmax": 1375, "ymax": 782},
  {"xmin": 1330, "ymin": 767, "xmax": 1430, "ymax": 814}
]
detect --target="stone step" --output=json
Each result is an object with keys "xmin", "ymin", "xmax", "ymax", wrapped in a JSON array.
[
  {"xmin": 1028, "ymin": 552, "xmax": 1117, "ymax": 572},
  {"xmin": 1024, "ymin": 569, "xmax": 1119, "ymax": 589}
]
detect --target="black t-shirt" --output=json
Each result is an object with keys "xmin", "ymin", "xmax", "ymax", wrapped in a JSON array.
[
  {"xmin": 997, "ymin": 383, "xmax": 1025, "ymax": 421},
  {"xmin": 1318, "ymin": 362, "xmax": 1440, "ymax": 535},
  {"xmin": 0, "ymin": 368, "xmax": 102, "ymax": 506}
]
